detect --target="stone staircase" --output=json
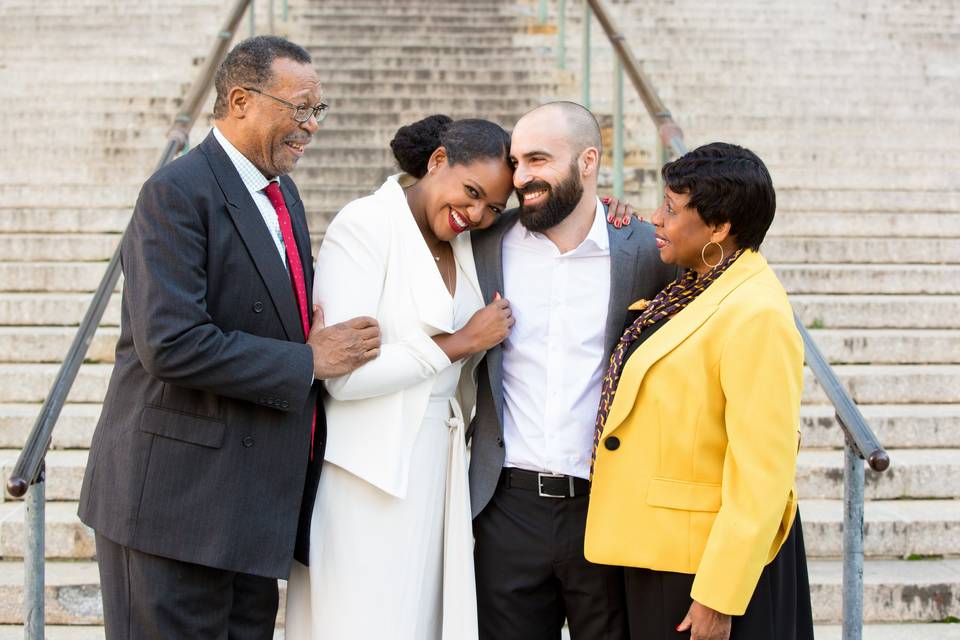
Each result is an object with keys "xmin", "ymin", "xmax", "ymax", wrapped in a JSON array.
[{"xmin": 2, "ymin": 0, "xmax": 959, "ymax": 637}]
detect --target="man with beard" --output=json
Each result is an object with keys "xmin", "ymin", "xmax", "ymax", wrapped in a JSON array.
[
  {"xmin": 78, "ymin": 36, "xmax": 380, "ymax": 639},
  {"xmin": 468, "ymin": 101, "xmax": 678, "ymax": 639}
]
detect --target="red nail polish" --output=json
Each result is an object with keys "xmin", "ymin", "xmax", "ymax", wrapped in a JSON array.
[{"xmin": 675, "ymin": 624, "xmax": 683, "ymax": 632}]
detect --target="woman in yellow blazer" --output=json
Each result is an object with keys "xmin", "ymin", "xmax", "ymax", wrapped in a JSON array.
[{"xmin": 585, "ymin": 142, "xmax": 813, "ymax": 640}]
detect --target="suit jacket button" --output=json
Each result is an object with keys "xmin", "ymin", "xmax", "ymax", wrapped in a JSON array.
[
  {"xmin": 496, "ymin": 436, "xmax": 504, "ymax": 448},
  {"xmin": 242, "ymin": 436, "xmax": 255, "ymax": 448},
  {"xmin": 604, "ymin": 436, "xmax": 620, "ymax": 451},
  {"xmin": 253, "ymin": 301, "xmax": 264, "ymax": 313},
  {"xmin": 281, "ymin": 400, "xmax": 289, "ymax": 408}
]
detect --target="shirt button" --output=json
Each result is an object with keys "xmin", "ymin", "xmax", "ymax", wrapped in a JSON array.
[
  {"xmin": 241, "ymin": 436, "xmax": 255, "ymax": 448},
  {"xmin": 253, "ymin": 301, "xmax": 264, "ymax": 313}
]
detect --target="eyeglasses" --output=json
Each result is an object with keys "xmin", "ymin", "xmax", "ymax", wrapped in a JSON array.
[{"xmin": 244, "ymin": 87, "xmax": 329, "ymax": 124}]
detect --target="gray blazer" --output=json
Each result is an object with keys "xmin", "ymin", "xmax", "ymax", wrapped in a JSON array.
[
  {"xmin": 467, "ymin": 207, "xmax": 679, "ymax": 517},
  {"xmin": 78, "ymin": 132, "xmax": 322, "ymax": 579}
]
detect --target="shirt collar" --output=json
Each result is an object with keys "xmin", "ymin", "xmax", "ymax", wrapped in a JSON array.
[
  {"xmin": 585, "ymin": 197, "xmax": 610, "ymax": 252},
  {"xmin": 213, "ymin": 126, "xmax": 274, "ymax": 195}
]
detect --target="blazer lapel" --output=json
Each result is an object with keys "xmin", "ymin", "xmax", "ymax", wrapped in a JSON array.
[
  {"xmin": 201, "ymin": 133, "xmax": 304, "ymax": 343},
  {"xmin": 472, "ymin": 212, "xmax": 520, "ymax": 428},
  {"xmin": 602, "ymin": 251, "xmax": 767, "ymax": 437},
  {"xmin": 604, "ymin": 215, "xmax": 639, "ymax": 357},
  {"xmin": 383, "ymin": 177, "xmax": 455, "ymax": 333}
]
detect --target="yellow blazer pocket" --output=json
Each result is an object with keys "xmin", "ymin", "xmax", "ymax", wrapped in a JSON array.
[
  {"xmin": 646, "ymin": 478, "xmax": 722, "ymax": 513},
  {"xmin": 139, "ymin": 405, "xmax": 225, "ymax": 449}
]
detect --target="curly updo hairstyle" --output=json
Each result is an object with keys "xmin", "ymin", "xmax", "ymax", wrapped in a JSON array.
[
  {"xmin": 390, "ymin": 114, "xmax": 512, "ymax": 179},
  {"xmin": 661, "ymin": 142, "xmax": 776, "ymax": 251}
]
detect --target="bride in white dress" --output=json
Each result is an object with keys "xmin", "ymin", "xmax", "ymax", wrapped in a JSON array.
[{"xmin": 284, "ymin": 115, "xmax": 516, "ymax": 639}]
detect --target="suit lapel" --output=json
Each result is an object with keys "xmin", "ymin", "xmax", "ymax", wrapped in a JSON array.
[
  {"xmin": 472, "ymin": 212, "xmax": 520, "ymax": 428},
  {"xmin": 201, "ymin": 133, "xmax": 304, "ymax": 342},
  {"xmin": 604, "ymin": 214, "xmax": 639, "ymax": 357},
  {"xmin": 602, "ymin": 251, "xmax": 767, "ymax": 436}
]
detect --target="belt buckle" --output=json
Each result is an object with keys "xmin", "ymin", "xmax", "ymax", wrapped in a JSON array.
[{"xmin": 537, "ymin": 472, "xmax": 572, "ymax": 498}]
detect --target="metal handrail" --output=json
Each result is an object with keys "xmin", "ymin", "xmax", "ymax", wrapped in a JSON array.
[
  {"xmin": 6, "ymin": 1, "xmax": 253, "ymax": 636},
  {"xmin": 552, "ymin": 1, "xmax": 890, "ymax": 638},
  {"xmin": 6, "ymin": 0, "xmax": 252, "ymax": 501}
]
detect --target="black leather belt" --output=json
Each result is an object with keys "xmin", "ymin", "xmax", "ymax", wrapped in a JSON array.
[{"xmin": 499, "ymin": 467, "xmax": 590, "ymax": 498}]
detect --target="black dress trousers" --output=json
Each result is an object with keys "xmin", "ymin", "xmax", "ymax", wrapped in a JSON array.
[
  {"xmin": 95, "ymin": 533, "xmax": 279, "ymax": 640},
  {"xmin": 473, "ymin": 471, "xmax": 629, "ymax": 640},
  {"xmin": 623, "ymin": 512, "xmax": 814, "ymax": 640}
]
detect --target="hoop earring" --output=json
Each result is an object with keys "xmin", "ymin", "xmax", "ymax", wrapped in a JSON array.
[{"xmin": 701, "ymin": 241, "xmax": 724, "ymax": 269}]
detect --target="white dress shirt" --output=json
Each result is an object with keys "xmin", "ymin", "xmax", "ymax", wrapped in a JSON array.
[
  {"xmin": 213, "ymin": 126, "xmax": 287, "ymax": 265},
  {"xmin": 501, "ymin": 198, "xmax": 611, "ymax": 480}
]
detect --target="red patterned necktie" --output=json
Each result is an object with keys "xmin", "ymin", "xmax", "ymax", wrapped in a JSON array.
[{"xmin": 264, "ymin": 181, "xmax": 317, "ymax": 460}]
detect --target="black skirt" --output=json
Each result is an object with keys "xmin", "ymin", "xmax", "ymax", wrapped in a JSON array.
[{"xmin": 623, "ymin": 511, "xmax": 814, "ymax": 640}]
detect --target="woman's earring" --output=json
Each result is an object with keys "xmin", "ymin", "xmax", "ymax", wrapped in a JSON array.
[{"xmin": 701, "ymin": 241, "xmax": 724, "ymax": 269}]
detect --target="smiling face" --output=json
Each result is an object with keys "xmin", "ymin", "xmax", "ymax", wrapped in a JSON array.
[
  {"xmin": 651, "ymin": 188, "xmax": 732, "ymax": 273},
  {"xmin": 509, "ymin": 107, "xmax": 594, "ymax": 233},
  {"xmin": 235, "ymin": 57, "xmax": 323, "ymax": 178},
  {"xmin": 420, "ymin": 148, "xmax": 514, "ymax": 241}
]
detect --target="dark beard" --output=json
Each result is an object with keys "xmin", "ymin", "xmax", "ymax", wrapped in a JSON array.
[{"xmin": 518, "ymin": 162, "xmax": 584, "ymax": 233}]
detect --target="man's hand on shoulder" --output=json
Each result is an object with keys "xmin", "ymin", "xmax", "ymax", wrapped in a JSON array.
[{"xmin": 307, "ymin": 305, "xmax": 381, "ymax": 379}]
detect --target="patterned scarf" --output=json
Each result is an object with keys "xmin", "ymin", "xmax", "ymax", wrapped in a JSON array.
[{"xmin": 590, "ymin": 248, "xmax": 746, "ymax": 478}]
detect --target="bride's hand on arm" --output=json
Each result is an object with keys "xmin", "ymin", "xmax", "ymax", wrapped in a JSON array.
[{"xmin": 433, "ymin": 292, "xmax": 514, "ymax": 361}]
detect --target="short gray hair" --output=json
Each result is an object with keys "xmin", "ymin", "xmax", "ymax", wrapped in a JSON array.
[{"xmin": 213, "ymin": 36, "xmax": 312, "ymax": 119}]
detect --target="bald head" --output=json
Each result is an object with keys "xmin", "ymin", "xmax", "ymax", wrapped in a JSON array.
[{"xmin": 515, "ymin": 101, "xmax": 603, "ymax": 158}]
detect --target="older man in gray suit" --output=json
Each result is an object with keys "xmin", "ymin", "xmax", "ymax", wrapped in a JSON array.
[
  {"xmin": 78, "ymin": 37, "xmax": 380, "ymax": 639},
  {"xmin": 469, "ymin": 102, "xmax": 678, "ymax": 640}
]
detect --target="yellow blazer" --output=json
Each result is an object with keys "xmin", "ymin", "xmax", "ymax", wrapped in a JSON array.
[{"xmin": 584, "ymin": 250, "xmax": 803, "ymax": 616}]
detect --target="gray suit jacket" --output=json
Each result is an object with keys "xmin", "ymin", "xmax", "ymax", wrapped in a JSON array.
[
  {"xmin": 78, "ymin": 132, "xmax": 323, "ymax": 579},
  {"xmin": 467, "ymin": 207, "xmax": 679, "ymax": 517}
]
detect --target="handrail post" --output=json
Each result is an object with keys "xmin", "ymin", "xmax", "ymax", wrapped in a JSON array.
[
  {"xmin": 612, "ymin": 58, "xmax": 624, "ymax": 198},
  {"xmin": 557, "ymin": 0, "xmax": 567, "ymax": 69},
  {"xmin": 842, "ymin": 433, "xmax": 865, "ymax": 640},
  {"xmin": 24, "ymin": 463, "xmax": 45, "ymax": 640},
  {"xmin": 581, "ymin": 1, "xmax": 591, "ymax": 107},
  {"xmin": 539, "ymin": 0, "xmax": 548, "ymax": 24},
  {"xmin": 268, "ymin": 0, "xmax": 275, "ymax": 34},
  {"xmin": 248, "ymin": 2, "xmax": 255, "ymax": 37}
]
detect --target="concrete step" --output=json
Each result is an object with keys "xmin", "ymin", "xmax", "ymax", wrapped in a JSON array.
[
  {"xmin": 0, "ymin": 293, "xmax": 121, "ymax": 327},
  {"xmin": 809, "ymin": 558, "xmax": 960, "ymax": 623},
  {"xmin": 0, "ymin": 210, "xmax": 130, "ymax": 234},
  {"xmin": 0, "ymin": 234, "xmax": 120, "ymax": 263},
  {"xmin": 790, "ymin": 295, "xmax": 960, "ymax": 329},
  {"xmin": 0, "ymin": 263, "xmax": 118, "ymax": 294},
  {"xmin": 0, "ymin": 403, "xmax": 100, "ymax": 450},
  {"xmin": 803, "ymin": 329, "xmax": 960, "ymax": 364},
  {"xmin": 803, "ymin": 365, "xmax": 960, "ymax": 405},
  {"xmin": 763, "ymin": 237, "xmax": 960, "ymax": 265},
  {"xmin": 801, "ymin": 404, "xmax": 960, "ymax": 449},
  {"xmin": 0, "ymin": 555, "xmax": 955, "ymax": 625},
  {"xmin": 1, "ymin": 449, "xmax": 89, "ymax": 502},
  {"xmin": 768, "ymin": 212, "xmax": 960, "ymax": 238},
  {"xmin": 797, "ymin": 448, "xmax": 960, "ymax": 499},
  {"xmin": 0, "ymin": 327, "xmax": 119, "ymax": 363},
  {"xmin": 0, "ymin": 560, "xmax": 101, "ymax": 625},
  {"xmin": 0, "ymin": 364, "xmax": 112, "ymax": 404},
  {"xmin": 814, "ymin": 625, "xmax": 960, "ymax": 640},
  {"xmin": 800, "ymin": 499, "xmax": 960, "ymax": 558},
  {"xmin": 774, "ymin": 188, "xmax": 960, "ymax": 213},
  {"xmin": 0, "ymin": 502, "xmax": 93, "ymax": 560},
  {"xmin": 2, "ymin": 496, "xmax": 954, "ymax": 561},
  {"xmin": 775, "ymin": 264, "xmax": 960, "ymax": 294}
]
